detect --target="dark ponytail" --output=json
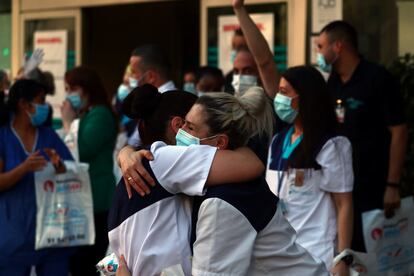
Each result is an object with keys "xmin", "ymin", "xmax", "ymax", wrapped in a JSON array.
[
  {"xmin": 0, "ymin": 79, "xmax": 46, "ymax": 126},
  {"xmin": 282, "ymin": 66, "xmax": 337, "ymax": 167},
  {"xmin": 122, "ymin": 84, "xmax": 197, "ymax": 145}
]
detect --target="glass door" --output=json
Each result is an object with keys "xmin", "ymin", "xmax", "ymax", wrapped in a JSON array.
[{"xmin": 20, "ymin": 10, "xmax": 81, "ymax": 125}]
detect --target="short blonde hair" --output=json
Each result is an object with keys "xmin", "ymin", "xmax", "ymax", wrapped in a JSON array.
[{"xmin": 196, "ymin": 86, "xmax": 274, "ymax": 149}]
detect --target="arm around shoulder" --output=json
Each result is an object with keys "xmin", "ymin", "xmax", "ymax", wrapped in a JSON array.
[
  {"xmin": 150, "ymin": 144, "xmax": 263, "ymax": 195},
  {"xmin": 206, "ymin": 147, "xmax": 264, "ymax": 186}
]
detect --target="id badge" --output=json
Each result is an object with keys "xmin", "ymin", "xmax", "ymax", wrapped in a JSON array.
[
  {"xmin": 294, "ymin": 169, "xmax": 305, "ymax": 187},
  {"xmin": 335, "ymin": 99, "xmax": 346, "ymax": 123},
  {"xmin": 279, "ymin": 199, "xmax": 288, "ymax": 215}
]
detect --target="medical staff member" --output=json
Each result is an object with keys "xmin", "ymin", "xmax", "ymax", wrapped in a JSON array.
[
  {"xmin": 181, "ymin": 88, "xmax": 327, "ymax": 275},
  {"xmin": 114, "ymin": 64, "xmax": 135, "ymax": 138},
  {"xmin": 232, "ymin": 0, "xmax": 354, "ymax": 273},
  {"xmin": 127, "ymin": 44, "xmax": 177, "ymax": 148},
  {"xmin": 119, "ymin": 86, "xmax": 328, "ymax": 275},
  {"xmin": 63, "ymin": 66, "xmax": 118, "ymax": 276},
  {"xmin": 317, "ymin": 20, "xmax": 407, "ymax": 252},
  {"xmin": 0, "ymin": 79, "xmax": 74, "ymax": 275},
  {"xmin": 108, "ymin": 84, "xmax": 265, "ymax": 275},
  {"xmin": 266, "ymin": 66, "xmax": 353, "ymax": 274}
]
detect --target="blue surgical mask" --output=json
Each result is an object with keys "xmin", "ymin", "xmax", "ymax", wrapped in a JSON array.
[
  {"xmin": 230, "ymin": 50, "xmax": 237, "ymax": 63},
  {"xmin": 273, "ymin": 93, "xmax": 298, "ymax": 124},
  {"xmin": 183, "ymin": 82, "xmax": 197, "ymax": 95},
  {"xmin": 117, "ymin": 84, "xmax": 131, "ymax": 102},
  {"xmin": 121, "ymin": 115, "xmax": 132, "ymax": 126},
  {"xmin": 66, "ymin": 92, "xmax": 84, "ymax": 110},
  {"xmin": 129, "ymin": 77, "xmax": 139, "ymax": 89},
  {"xmin": 316, "ymin": 53, "xmax": 332, "ymax": 73},
  {"xmin": 175, "ymin": 128, "xmax": 218, "ymax": 146},
  {"xmin": 27, "ymin": 103, "xmax": 50, "ymax": 126}
]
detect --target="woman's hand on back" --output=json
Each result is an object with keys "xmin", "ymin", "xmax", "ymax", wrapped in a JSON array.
[{"xmin": 117, "ymin": 146, "xmax": 155, "ymax": 198}]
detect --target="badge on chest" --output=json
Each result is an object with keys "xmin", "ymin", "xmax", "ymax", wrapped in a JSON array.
[{"xmin": 294, "ymin": 169, "xmax": 305, "ymax": 187}]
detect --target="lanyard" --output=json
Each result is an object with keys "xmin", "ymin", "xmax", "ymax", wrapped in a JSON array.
[{"xmin": 277, "ymin": 127, "xmax": 303, "ymax": 195}]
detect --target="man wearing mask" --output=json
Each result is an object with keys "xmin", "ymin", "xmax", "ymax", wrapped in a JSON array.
[
  {"xmin": 316, "ymin": 20, "xmax": 408, "ymax": 252},
  {"xmin": 224, "ymin": 28, "xmax": 248, "ymax": 93},
  {"xmin": 127, "ymin": 44, "xmax": 176, "ymax": 147},
  {"xmin": 231, "ymin": 47, "xmax": 261, "ymax": 97},
  {"xmin": 128, "ymin": 44, "xmax": 176, "ymax": 94},
  {"xmin": 182, "ymin": 70, "xmax": 197, "ymax": 95},
  {"xmin": 230, "ymin": 4, "xmax": 280, "ymax": 99}
]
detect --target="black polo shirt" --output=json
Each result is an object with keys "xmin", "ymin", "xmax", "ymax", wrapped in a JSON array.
[{"xmin": 327, "ymin": 57, "xmax": 405, "ymax": 203}]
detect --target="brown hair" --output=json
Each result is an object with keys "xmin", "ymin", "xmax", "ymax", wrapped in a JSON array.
[{"xmin": 65, "ymin": 66, "xmax": 111, "ymax": 110}]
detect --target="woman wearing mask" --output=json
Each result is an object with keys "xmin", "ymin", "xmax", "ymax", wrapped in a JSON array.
[
  {"xmin": 267, "ymin": 66, "xmax": 354, "ymax": 274},
  {"xmin": 0, "ymin": 79, "xmax": 74, "ymax": 275},
  {"xmin": 114, "ymin": 65, "xmax": 135, "ymax": 136},
  {"xmin": 181, "ymin": 88, "xmax": 325, "ymax": 275},
  {"xmin": 109, "ymin": 84, "xmax": 265, "ymax": 275},
  {"xmin": 62, "ymin": 66, "xmax": 118, "ymax": 276},
  {"xmin": 233, "ymin": 0, "xmax": 353, "ymax": 274},
  {"xmin": 114, "ymin": 84, "xmax": 327, "ymax": 275}
]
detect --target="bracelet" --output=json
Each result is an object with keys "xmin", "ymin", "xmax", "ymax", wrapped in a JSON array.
[
  {"xmin": 333, "ymin": 249, "xmax": 353, "ymax": 267},
  {"xmin": 387, "ymin": 182, "xmax": 400, "ymax": 189},
  {"xmin": 340, "ymin": 254, "xmax": 354, "ymax": 266}
]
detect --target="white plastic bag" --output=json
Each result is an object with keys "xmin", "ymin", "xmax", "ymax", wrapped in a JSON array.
[
  {"xmin": 362, "ymin": 197, "xmax": 414, "ymax": 275},
  {"xmin": 96, "ymin": 253, "xmax": 119, "ymax": 276},
  {"xmin": 34, "ymin": 161, "xmax": 95, "ymax": 250}
]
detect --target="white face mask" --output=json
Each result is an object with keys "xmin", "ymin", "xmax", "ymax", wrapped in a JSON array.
[{"xmin": 232, "ymin": 74, "xmax": 257, "ymax": 96}]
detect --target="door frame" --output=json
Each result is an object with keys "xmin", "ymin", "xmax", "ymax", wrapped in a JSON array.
[
  {"xmin": 14, "ymin": 9, "xmax": 82, "ymax": 77},
  {"xmin": 200, "ymin": 0, "xmax": 307, "ymax": 67}
]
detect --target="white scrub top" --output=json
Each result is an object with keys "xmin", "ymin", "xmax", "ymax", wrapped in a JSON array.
[
  {"xmin": 266, "ymin": 134, "xmax": 354, "ymax": 270},
  {"xmin": 108, "ymin": 142, "xmax": 216, "ymax": 276},
  {"xmin": 192, "ymin": 177, "xmax": 328, "ymax": 275}
]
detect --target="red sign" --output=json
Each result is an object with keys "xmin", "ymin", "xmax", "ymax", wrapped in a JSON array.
[{"xmin": 36, "ymin": 37, "xmax": 62, "ymax": 44}]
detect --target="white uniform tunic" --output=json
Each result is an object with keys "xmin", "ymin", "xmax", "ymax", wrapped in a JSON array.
[
  {"xmin": 108, "ymin": 142, "xmax": 216, "ymax": 276},
  {"xmin": 266, "ymin": 128, "xmax": 354, "ymax": 270},
  {"xmin": 191, "ymin": 177, "xmax": 329, "ymax": 275}
]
